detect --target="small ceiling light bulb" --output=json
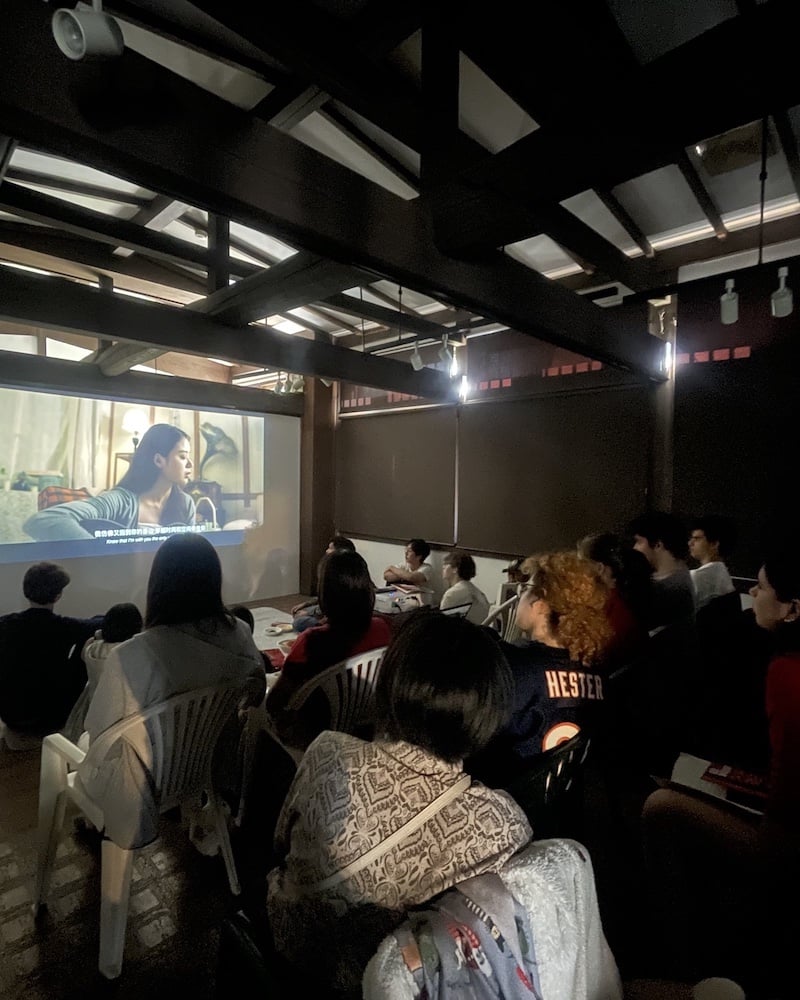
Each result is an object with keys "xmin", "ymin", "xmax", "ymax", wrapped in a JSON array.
[
  {"xmin": 771, "ymin": 266, "xmax": 793, "ymax": 318},
  {"xmin": 450, "ymin": 346, "xmax": 459, "ymax": 378},
  {"xmin": 720, "ymin": 278, "xmax": 739, "ymax": 325},
  {"xmin": 409, "ymin": 343, "xmax": 424, "ymax": 371}
]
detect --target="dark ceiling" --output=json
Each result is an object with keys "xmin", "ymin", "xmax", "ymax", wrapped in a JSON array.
[{"xmin": 0, "ymin": 0, "xmax": 799, "ymax": 397}]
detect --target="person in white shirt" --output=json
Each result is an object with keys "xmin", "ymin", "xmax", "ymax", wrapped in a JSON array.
[
  {"xmin": 383, "ymin": 538, "xmax": 433, "ymax": 590},
  {"xmin": 689, "ymin": 515, "xmax": 736, "ymax": 610},
  {"xmin": 440, "ymin": 551, "xmax": 491, "ymax": 625}
]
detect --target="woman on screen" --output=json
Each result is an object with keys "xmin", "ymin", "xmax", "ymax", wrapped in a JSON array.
[{"xmin": 23, "ymin": 423, "xmax": 196, "ymax": 542}]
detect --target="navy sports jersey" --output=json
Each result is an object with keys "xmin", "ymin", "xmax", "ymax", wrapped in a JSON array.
[{"xmin": 467, "ymin": 637, "xmax": 604, "ymax": 784}]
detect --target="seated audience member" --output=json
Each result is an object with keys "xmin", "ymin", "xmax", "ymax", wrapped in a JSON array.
[
  {"xmin": 82, "ymin": 602, "xmax": 143, "ymax": 695},
  {"xmin": 497, "ymin": 555, "xmax": 530, "ymax": 604},
  {"xmin": 62, "ymin": 601, "xmax": 143, "ymax": 742},
  {"xmin": 439, "ymin": 550, "xmax": 491, "ymax": 624},
  {"xmin": 470, "ymin": 551, "xmax": 613, "ymax": 785},
  {"xmin": 688, "ymin": 514, "xmax": 736, "ymax": 610},
  {"xmin": 383, "ymin": 538, "xmax": 434, "ymax": 593},
  {"xmin": 291, "ymin": 535, "xmax": 357, "ymax": 633},
  {"xmin": 641, "ymin": 531, "xmax": 800, "ymax": 996},
  {"xmin": 266, "ymin": 609, "xmax": 532, "ymax": 993},
  {"xmin": 578, "ymin": 532, "xmax": 652, "ymax": 668},
  {"xmin": 0, "ymin": 562, "xmax": 102, "ymax": 745},
  {"xmin": 266, "ymin": 550, "xmax": 391, "ymax": 750},
  {"xmin": 628, "ymin": 511, "xmax": 695, "ymax": 630},
  {"xmin": 76, "ymin": 533, "xmax": 266, "ymax": 849}
]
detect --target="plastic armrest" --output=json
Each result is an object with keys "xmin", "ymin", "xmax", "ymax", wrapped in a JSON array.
[{"xmin": 43, "ymin": 732, "xmax": 87, "ymax": 768}]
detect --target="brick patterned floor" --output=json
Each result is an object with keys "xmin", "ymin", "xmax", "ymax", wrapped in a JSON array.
[{"xmin": 0, "ymin": 740, "xmax": 249, "ymax": 1000}]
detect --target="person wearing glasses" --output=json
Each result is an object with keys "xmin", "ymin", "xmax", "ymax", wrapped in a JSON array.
[{"xmin": 469, "ymin": 551, "xmax": 613, "ymax": 785}]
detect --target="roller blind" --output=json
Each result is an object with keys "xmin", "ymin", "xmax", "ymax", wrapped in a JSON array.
[
  {"xmin": 457, "ymin": 388, "xmax": 652, "ymax": 553},
  {"xmin": 336, "ymin": 408, "xmax": 457, "ymax": 544}
]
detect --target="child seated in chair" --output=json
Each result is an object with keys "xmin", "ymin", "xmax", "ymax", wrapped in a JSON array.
[{"xmin": 62, "ymin": 601, "xmax": 143, "ymax": 744}]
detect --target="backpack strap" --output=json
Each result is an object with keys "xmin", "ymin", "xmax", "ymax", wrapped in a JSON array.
[{"xmin": 311, "ymin": 773, "xmax": 472, "ymax": 892}]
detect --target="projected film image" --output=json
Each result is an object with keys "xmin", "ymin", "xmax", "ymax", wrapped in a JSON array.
[{"xmin": 0, "ymin": 386, "xmax": 265, "ymax": 563}]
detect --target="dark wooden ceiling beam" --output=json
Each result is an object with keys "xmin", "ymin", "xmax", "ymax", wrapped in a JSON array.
[
  {"xmin": 1, "ymin": 135, "xmax": 18, "ymax": 183},
  {"xmin": 191, "ymin": 252, "xmax": 373, "ymax": 326},
  {"xmin": 0, "ymin": 347, "xmax": 302, "ymax": 415},
  {"xmin": 318, "ymin": 105, "xmax": 419, "ymax": 191},
  {"xmin": 320, "ymin": 293, "xmax": 447, "ymax": 338},
  {"xmin": 0, "ymin": 266, "xmax": 457, "ymax": 399},
  {"xmin": 435, "ymin": 2, "xmax": 800, "ymax": 256},
  {"xmin": 773, "ymin": 110, "xmax": 800, "ymax": 203},
  {"xmin": 104, "ymin": 0, "xmax": 288, "ymax": 83},
  {"xmin": 187, "ymin": 0, "xmax": 485, "ymax": 167},
  {"xmin": 348, "ymin": 0, "xmax": 426, "ymax": 54},
  {"xmin": 0, "ymin": 220, "xmax": 208, "ymax": 295},
  {"xmin": 4, "ymin": 165, "xmax": 151, "ymax": 208},
  {"xmin": 675, "ymin": 151, "xmax": 727, "ymax": 240},
  {"xmin": 127, "ymin": 193, "xmax": 191, "ymax": 229},
  {"xmin": 186, "ymin": 0, "xmax": 423, "ymax": 151},
  {"xmin": 558, "ymin": 212, "xmax": 800, "ymax": 295},
  {"xmin": 593, "ymin": 190, "xmax": 655, "ymax": 259},
  {"xmin": 253, "ymin": 82, "xmax": 329, "ymax": 130},
  {"xmin": 0, "ymin": 0, "xmax": 662, "ymax": 379},
  {"xmin": 0, "ymin": 181, "xmax": 213, "ymax": 272},
  {"xmin": 420, "ymin": 8, "xmax": 460, "ymax": 191}
]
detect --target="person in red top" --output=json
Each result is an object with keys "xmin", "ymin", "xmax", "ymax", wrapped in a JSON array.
[
  {"xmin": 578, "ymin": 532, "xmax": 652, "ymax": 671},
  {"xmin": 266, "ymin": 549, "xmax": 390, "ymax": 750},
  {"xmin": 641, "ymin": 530, "xmax": 800, "ymax": 995}
]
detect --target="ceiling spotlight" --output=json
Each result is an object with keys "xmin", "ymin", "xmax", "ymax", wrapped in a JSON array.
[
  {"xmin": 720, "ymin": 278, "xmax": 739, "ymax": 326},
  {"xmin": 409, "ymin": 343, "xmax": 424, "ymax": 371},
  {"xmin": 438, "ymin": 335, "xmax": 452, "ymax": 366},
  {"xmin": 771, "ymin": 266, "xmax": 793, "ymax": 318},
  {"xmin": 52, "ymin": 1, "xmax": 124, "ymax": 61}
]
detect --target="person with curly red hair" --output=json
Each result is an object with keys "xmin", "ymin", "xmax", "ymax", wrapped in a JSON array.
[{"xmin": 469, "ymin": 550, "xmax": 613, "ymax": 784}]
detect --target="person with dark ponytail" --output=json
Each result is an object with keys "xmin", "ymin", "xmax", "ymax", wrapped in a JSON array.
[
  {"xmin": 266, "ymin": 550, "xmax": 391, "ymax": 750},
  {"xmin": 24, "ymin": 423, "xmax": 196, "ymax": 541}
]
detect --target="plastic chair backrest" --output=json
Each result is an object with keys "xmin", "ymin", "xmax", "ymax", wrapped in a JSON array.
[
  {"xmin": 440, "ymin": 603, "xmax": 472, "ymax": 618},
  {"xmin": 288, "ymin": 646, "xmax": 387, "ymax": 734},
  {"xmin": 83, "ymin": 682, "xmax": 243, "ymax": 813},
  {"xmin": 481, "ymin": 594, "xmax": 522, "ymax": 642},
  {"xmin": 502, "ymin": 730, "xmax": 591, "ymax": 838}
]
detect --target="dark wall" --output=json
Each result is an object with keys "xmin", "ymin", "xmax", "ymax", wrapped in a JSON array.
[
  {"xmin": 672, "ymin": 264, "xmax": 800, "ymax": 575},
  {"xmin": 336, "ymin": 407, "xmax": 457, "ymax": 545}
]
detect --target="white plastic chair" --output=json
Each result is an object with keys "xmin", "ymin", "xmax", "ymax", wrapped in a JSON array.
[
  {"xmin": 481, "ymin": 594, "xmax": 522, "ymax": 643},
  {"xmin": 440, "ymin": 603, "xmax": 472, "ymax": 618},
  {"xmin": 287, "ymin": 645, "xmax": 388, "ymax": 736},
  {"xmin": 33, "ymin": 682, "xmax": 244, "ymax": 980}
]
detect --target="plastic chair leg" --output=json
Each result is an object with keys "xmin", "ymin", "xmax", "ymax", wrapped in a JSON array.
[
  {"xmin": 33, "ymin": 743, "xmax": 69, "ymax": 910},
  {"xmin": 99, "ymin": 839, "xmax": 134, "ymax": 980},
  {"xmin": 207, "ymin": 791, "xmax": 241, "ymax": 896}
]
